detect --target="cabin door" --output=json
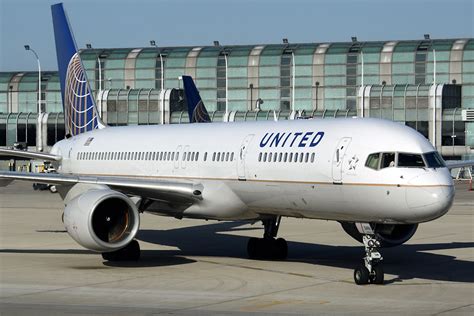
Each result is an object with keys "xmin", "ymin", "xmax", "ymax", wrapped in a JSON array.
[
  {"xmin": 237, "ymin": 134, "xmax": 254, "ymax": 180},
  {"xmin": 332, "ymin": 137, "xmax": 351, "ymax": 183}
]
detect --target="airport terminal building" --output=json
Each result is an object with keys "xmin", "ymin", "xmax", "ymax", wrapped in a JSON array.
[{"xmin": 1, "ymin": 38, "xmax": 473, "ymax": 160}]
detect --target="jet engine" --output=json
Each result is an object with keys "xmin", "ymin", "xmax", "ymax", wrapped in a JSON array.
[
  {"xmin": 340, "ymin": 222, "xmax": 418, "ymax": 247},
  {"xmin": 63, "ymin": 189, "xmax": 140, "ymax": 252}
]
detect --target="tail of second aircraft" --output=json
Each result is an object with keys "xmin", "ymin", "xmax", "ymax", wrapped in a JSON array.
[
  {"xmin": 182, "ymin": 76, "xmax": 211, "ymax": 123},
  {"xmin": 51, "ymin": 3, "xmax": 105, "ymax": 136}
]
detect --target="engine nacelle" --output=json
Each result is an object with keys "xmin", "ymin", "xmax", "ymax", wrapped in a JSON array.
[
  {"xmin": 340, "ymin": 222, "xmax": 418, "ymax": 247},
  {"xmin": 64, "ymin": 189, "xmax": 140, "ymax": 252}
]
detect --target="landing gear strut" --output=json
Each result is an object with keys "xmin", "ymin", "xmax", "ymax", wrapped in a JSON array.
[
  {"xmin": 247, "ymin": 216, "xmax": 287, "ymax": 260},
  {"xmin": 102, "ymin": 240, "xmax": 141, "ymax": 261},
  {"xmin": 354, "ymin": 226, "xmax": 384, "ymax": 285}
]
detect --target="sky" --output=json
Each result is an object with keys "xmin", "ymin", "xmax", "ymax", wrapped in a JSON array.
[{"xmin": 0, "ymin": 0, "xmax": 473, "ymax": 72}]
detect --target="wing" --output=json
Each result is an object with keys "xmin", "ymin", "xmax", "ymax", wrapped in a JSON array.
[
  {"xmin": 0, "ymin": 171, "xmax": 202, "ymax": 204},
  {"xmin": 445, "ymin": 160, "xmax": 474, "ymax": 170},
  {"xmin": 0, "ymin": 148, "xmax": 62, "ymax": 162}
]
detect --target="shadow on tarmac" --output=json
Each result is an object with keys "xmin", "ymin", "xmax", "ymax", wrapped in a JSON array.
[
  {"xmin": 1, "ymin": 221, "xmax": 473, "ymax": 284},
  {"xmin": 136, "ymin": 221, "xmax": 474, "ymax": 284}
]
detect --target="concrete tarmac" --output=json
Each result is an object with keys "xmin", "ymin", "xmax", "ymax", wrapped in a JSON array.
[{"xmin": 1, "ymin": 181, "xmax": 473, "ymax": 315}]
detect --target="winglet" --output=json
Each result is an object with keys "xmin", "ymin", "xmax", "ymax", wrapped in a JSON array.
[
  {"xmin": 51, "ymin": 3, "xmax": 105, "ymax": 136},
  {"xmin": 182, "ymin": 76, "xmax": 211, "ymax": 123}
]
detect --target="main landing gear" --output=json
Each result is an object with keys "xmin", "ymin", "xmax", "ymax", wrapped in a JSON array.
[
  {"xmin": 247, "ymin": 216, "xmax": 288, "ymax": 260},
  {"xmin": 102, "ymin": 240, "xmax": 141, "ymax": 261},
  {"xmin": 353, "ymin": 224, "xmax": 384, "ymax": 285}
]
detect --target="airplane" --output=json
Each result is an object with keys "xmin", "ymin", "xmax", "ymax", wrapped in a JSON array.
[{"xmin": 1, "ymin": 2, "xmax": 473, "ymax": 285}]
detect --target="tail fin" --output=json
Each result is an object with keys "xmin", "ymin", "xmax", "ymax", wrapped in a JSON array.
[
  {"xmin": 182, "ymin": 76, "xmax": 211, "ymax": 123},
  {"xmin": 51, "ymin": 3, "xmax": 105, "ymax": 136}
]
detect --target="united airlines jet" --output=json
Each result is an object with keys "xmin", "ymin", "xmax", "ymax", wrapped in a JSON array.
[{"xmin": 1, "ymin": 3, "xmax": 472, "ymax": 285}]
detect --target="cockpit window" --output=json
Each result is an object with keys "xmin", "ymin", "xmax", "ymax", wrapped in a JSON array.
[
  {"xmin": 381, "ymin": 153, "xmax": 396, "ymax": 169},
  {"xmin": 423, "ymin": 151, "xmax": 445, "ymax": 168},
  {"xmin": 365, "ymin": 153, "xmax": 380, "ymax": 170},
  {"xmin": 398, "ymin": 153, "xmax": 425, "ymax": 168}
]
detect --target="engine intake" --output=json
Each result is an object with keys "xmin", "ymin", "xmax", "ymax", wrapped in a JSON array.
[
  {"xmin": 340, "ymin": 222, "xmax": 418, "ymax": 247},
  {"xmin": 64, "ymin": 189, "xmax": 140, "ymax": 252}
]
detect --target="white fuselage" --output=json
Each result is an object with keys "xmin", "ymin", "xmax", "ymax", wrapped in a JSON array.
[{"xmin": 51, "ymin": 118, "xmax": 454, "ymax": 224}]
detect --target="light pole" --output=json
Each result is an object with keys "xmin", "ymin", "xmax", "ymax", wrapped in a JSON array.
[
  {"xmin": 283, "ymin": 38, "xmax": 295, "ymax": 112},
  {"xmin": 150, "ymin": 40, "xmax": 164, "ymax": 91},
  {"xmin": 224, "ymin": 52, "xmax": 228, "ymax": 119},
  {"xmin": 24, "ymin": 45, "xmax": 41, "ymax": 114},
  {"xmin": 291, "ymin": 51, "xmax": 295, "ymax": 112},
  {"xmin": 24, "ymin": 44, "xmax": 43, "ymax": 152}
]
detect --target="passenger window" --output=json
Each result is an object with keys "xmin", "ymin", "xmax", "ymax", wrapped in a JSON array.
[
  {"xmin": 398, "ymin": 153, "xmax": 425, "ymax": 168},
  {"xmin": 268, "ymin": 153, "xmax": 273, "ymax": 162},
  {"xmin": 311, "ymin": 153, "xmax": 315, "ymax": 163},
  {"xmin": 273, "ymin": 152, "xmax": 277, "ymax": 162},
  {"xmin": 289, "ymin": 153, "xmax": 293, "ymax": 162},
  {"xmin": 365, "ymin": 153, "xmax": 380, "ymax": 170},
  {"xmin": 305, "ymin": 153, "xmax": 309, "ymax": 163},
  {"xmin": 263, "ymin": 152, "xmax": 267, "ymax": 162},
  {"xmin": 230, "ymin": 152, "xmax": 234, "ymax": 161},
  {"xmin": 284, "ymin": 152, "xmax": 288, "ymax": 162},
  {"xmin": 278, "ymin": 153, "xmax": 283, "ymax": 162},
  {"xmin": 204, "ymin": 152, "xmax": 207, "ymax": 161},
  {"xmin": 381, "ymin": 153, "xmax": 396, "ymax": 169}
]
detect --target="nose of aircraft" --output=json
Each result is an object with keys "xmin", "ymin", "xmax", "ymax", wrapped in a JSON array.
[{"xmin": 405, "ymin": 169, "xmax": 455, "ymax": 222}]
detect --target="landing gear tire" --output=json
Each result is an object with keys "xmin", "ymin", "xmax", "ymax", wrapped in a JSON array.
[
  {"xmin": 275, "ymin": 238, "xmax": 288, "ymax": 260},
  {"xmin": 354, "ymin": 265, "xmax": 370, "ymax": 285},
  {"xmin": 247, "ymin": 237, "xmax": 259, "ymax": 259},
  {"xmin": 370, "ymin": 264, "xmax": 384, "ymax": 285},
  {"xmin": 102, "ymin": 240, "xmax": 141, "ymax": 261},
  {"xmin": 246, "ymin": 237, "xmax": 287, "ymax": 260}
]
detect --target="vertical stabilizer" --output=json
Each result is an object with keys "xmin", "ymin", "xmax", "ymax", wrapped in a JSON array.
[
  {"xmin": 51, "ymin": 3, "xmax": 105, "ymax": 136},
  {"xmin": 182, "ymin": 76, "xmax": 211, "ymax": 123}
]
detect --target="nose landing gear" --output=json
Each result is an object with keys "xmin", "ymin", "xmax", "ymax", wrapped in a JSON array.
[{"xmin": 354, "ymin": 233, "xmax": 384, "ymax": 285}]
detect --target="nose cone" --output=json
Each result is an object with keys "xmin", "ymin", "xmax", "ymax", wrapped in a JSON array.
[{"xmin": 405, "ymin": 169, "xmax": 455, "ymax": 222}]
